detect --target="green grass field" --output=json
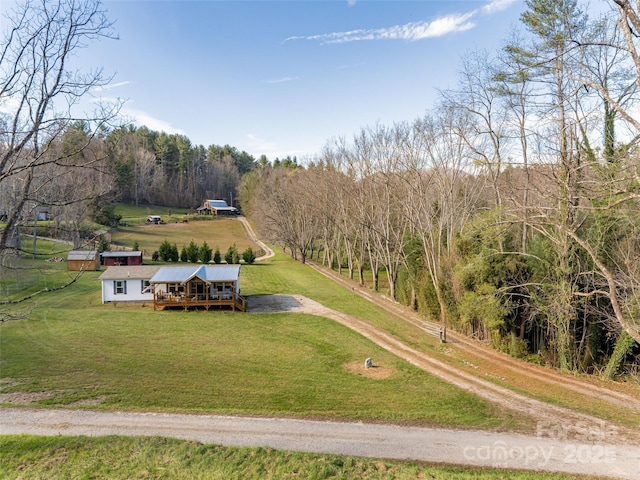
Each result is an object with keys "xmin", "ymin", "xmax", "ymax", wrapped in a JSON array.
[
  {"xmin": 0, "ymin": 263, "xmax": 521, "ymax": 428},
  {"xmin": 0, "ymin": 237, "xmax": 74, "ymax": 300},
  {"xmin": 115, "ymin": 203, "xmax": 193, "ymax": 225},
  {"xmin": 0, "ymin": 206, "xmax": 627, "ymax": 478},
  {"xmin": 111, "ymin": 217, "xmax": 255, "ymax": 257}
]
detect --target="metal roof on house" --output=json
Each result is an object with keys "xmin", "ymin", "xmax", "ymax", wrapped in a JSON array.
[
  {"xmin": 150, "ymin": 265, "xmax": 240, "ymax": 284},
  {"xmin": 101, "ymin": 251, "xmax": 143, "ymax": 257},
  {"xmin": 67, "ymin": 250, "xmax": 97, "ymax": 261},
  {"xmin": 207, "ymin": 199, "xmax": 229, "ymax": 208},
  {"xmin": 98, "ymin": 266, "xmax": 161, "ymax": 280}
]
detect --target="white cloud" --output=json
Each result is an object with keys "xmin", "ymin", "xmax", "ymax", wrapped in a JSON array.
[
  {"xmin": 284, "ymin": 14, "xmax": 474, "ymax": 45},
  {"xmin": 482, "ymin": 0, "xmax": 517, "ymax": 15},
  {"xmin": 121, "ymin": 106, "xmax": 185, "ymax": 136},
  {"xmin": 92, "ymin": 81, "xmax": 131, "ymax": 93},
  {"xmin": 284, "ymin": 0, "xmax": 513, "ymax": 45},
  {"xmin": 264, "ymin": 76, "xmax": 300, "ymax": 84}
]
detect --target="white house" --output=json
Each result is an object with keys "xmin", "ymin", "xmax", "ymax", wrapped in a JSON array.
[
  {"xmin": 98, "ymin": 266, "xmax": 161, "ymax": 303},
  {"xmin": 150, "ymin": 264, "xmax": 244, "ymax": 311},
  {"xmin": 98, "ymin": 264, "xmax": 244, "ymax": 311}
]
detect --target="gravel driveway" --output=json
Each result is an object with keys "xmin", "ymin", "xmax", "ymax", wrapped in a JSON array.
[{"xmin": 2, "ymin": 407, "xmax": 639, "ymax": 479}]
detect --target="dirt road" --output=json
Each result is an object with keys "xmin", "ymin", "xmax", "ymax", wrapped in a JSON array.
[
  {"xmin": 237, "ymin": 216, "xmax": 274, "ymax": 262},
  {"xmin": 4, "ymin": 292, "xmax": 638, "ymax": 477},
  {"xmin": 308, "ymin": 261, "xmax": 640, "ymax": 413},
  {"xmin": 2, "ymin": 407, "xmax": 639, "ymax": 479}
]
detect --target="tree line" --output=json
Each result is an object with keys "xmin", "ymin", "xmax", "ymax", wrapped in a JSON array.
[
  {"xmin": 241, "ymin": 0, "xmax": 640, "ymax": 377},
  {"xmin": 105, "ymin": 125, "xmax": 255, "ymax": 208},
  {"xmin": 153, "ymin": 239, "xmax": 255, "ymax": 265}
]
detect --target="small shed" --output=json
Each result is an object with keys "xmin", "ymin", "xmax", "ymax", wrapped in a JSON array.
[
  {"xmin": 101, "ymin": 251, "xmax": 143, "ymax": 267},
  {"xmin": 67, "ymin": 250, "xmax": 99, "ymax": 271},
  {"xmin": 36, "ymin": 206, "xmax": 51, "ymax": 221}
]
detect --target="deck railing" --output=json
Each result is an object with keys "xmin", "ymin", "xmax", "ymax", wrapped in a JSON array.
[{"xmin": 154, "ymin": 292, "xmax": 246, "ymax": 311}]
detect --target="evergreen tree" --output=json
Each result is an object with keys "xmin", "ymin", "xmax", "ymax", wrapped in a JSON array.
[
  {"xmin": 170, "ymin": 243, "xmax": 179, "ymax": 262},
  {"xmin": 225, "ymin": 244, "xmax": 239, "ymax": 264},
  {"xmin": 242, "ymin": 247, "xmax": 256, "ymax": 264},
  {"xmin": 199, "ymin": 241, "xmax": 212, "ymax": 264},
  {"xmin": 96, "ymin": 235, "xmax": 110, "ymax": 253},
  {"xmin": 158, "ymin": 239, "xmax": 172, "ymax": 261},
  {"xmin": 186, "ymin": 240, "xmax": 199, "ymax": 263}
]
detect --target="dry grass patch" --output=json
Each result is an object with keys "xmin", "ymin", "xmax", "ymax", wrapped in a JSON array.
[
  {"xmin": 0, "ymin": 391, "xmax": 55, "ymax": 405},
  {"xmin": 343, "ymin": 361, "xmax": 395, "ymax": 379},
  {"xmin": 111, "ymin": 218, "xmax": 256, "ymax": 256}
]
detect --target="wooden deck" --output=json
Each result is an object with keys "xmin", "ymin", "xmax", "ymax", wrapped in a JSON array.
[{"xmin": 154, "ymin": 292, "xmax": 246, "ymax": 311}]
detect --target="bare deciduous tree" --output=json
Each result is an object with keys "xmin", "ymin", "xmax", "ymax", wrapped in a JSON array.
[{"xmin": 0, "ymin": 0, "xmax": 121, "ymax": 252}]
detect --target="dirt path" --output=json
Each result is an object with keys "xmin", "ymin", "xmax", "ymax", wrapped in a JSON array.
[
  {"xmin": 237, "ymin": 216, "xmax": 274, "ymax": 262},
  {"xmin": 239, "ymin": 220, "xmax": 640, "ymax": 436},
  {"xmin": 246, "ymin": 294, "xmax": 639, "ymax": 444},
  {"xmin": 306, "ymin": 262, "xmax": 640, "ymax": 413}
]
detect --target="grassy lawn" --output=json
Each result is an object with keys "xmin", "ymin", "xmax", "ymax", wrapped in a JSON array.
[
  {"xmin": 0, "ymin": 270, "xmax": 520, "ymax": 429},
  {"xmin": 115, "ymin": 203, "xmax": 193, "ymax": 225},
  {"xmin": 2, "ymin": 217, "xmax": 638, "ymax": 428},
  {"xmin": 0, "ymin": 435, "xmax": 598, "ymax": 480},
  {"xmin": 0, "ymin": 210, "xmax": 636, "ymax": 478},
  {"xmin": 250, "ymin": 253, "xmax": 640, "ymax": 430},
  {"xmin": 0, "ymin": 237, "xmax": 73, "ymax": 301},
  {"xmin": 111, "ymin": 218, "xmax": 255, "ymax": 258}
]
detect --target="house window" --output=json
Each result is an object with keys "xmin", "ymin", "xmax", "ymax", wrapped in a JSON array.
[
  {"xmin": 141, "ymin": 280, "xmax": 150, "ymax": 293},
  {"xmin": 113, "ymin": 280, "xmax": 127, "ymax": 295}
]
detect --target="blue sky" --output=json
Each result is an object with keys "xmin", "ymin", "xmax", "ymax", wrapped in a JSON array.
[{"xmin": 77, "ymin": 0, "xmax": 525, "ymax": 160}]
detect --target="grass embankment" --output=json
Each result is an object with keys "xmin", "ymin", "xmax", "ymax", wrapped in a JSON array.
[{"xmin": 0, "ymin": 435, "xmax": 598, "ymax": 480}]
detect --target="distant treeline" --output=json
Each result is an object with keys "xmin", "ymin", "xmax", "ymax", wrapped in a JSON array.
[{"xmin": 105, "ymin": 125, "xmax": 253, "ymax": 208}]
